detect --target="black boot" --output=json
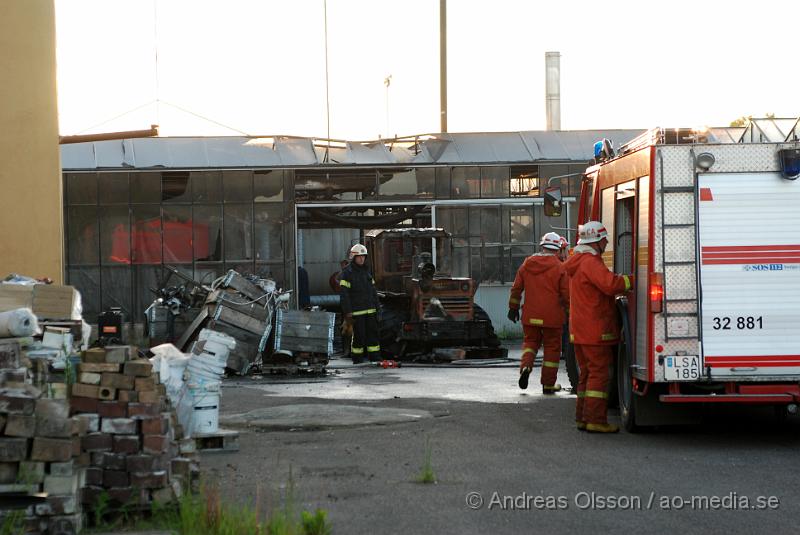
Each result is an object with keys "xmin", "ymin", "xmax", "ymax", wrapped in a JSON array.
[{"xmin": 518, "ymin": 367, "xmax": 532, "ymax": 390}]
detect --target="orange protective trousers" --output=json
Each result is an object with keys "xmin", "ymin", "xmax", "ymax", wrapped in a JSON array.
[
  {"xmin": 574, "ymin": 344, "xmax": 614, "ymax": 424},
  {"xmin": 520, "ymin": 325, "xmax": 562, "ymax": 387}
]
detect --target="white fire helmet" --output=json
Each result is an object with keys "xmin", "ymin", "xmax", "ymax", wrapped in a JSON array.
[
  {"xmin": 539, "ymin": 232, "xmax": 563, "ymax": 251},
  {"xmin": 577, "ymin": 221, "xmax": 608, "ymax": 245},
  {"xmin": 349, "ymin": 243, "xmax": 368, "ymax": 258}
]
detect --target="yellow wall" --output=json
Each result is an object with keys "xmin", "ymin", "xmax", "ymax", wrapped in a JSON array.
[{"xmin": 0, "ymin": 0, "xmax": 63, "ymax": 282}]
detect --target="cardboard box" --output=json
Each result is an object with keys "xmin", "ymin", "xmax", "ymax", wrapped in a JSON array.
[
  {"xmin": 33, "ymin": 285, "xmax": 77, "ymax": 320},
  {"xmin": 42, "ymin": 327, "xmax": 73, "ymax": 351},
  {"xmin": 0, "ymin": 284, "xmax": 34, "ymax": 312},
  {"xmin": 0, "ymin": 284, "xmax": 77, "ymax": 320}
]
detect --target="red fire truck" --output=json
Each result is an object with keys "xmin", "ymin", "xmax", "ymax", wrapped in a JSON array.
[{"xmin": 545, "ymin": 128, "xmax": 800, "ymax": 431}]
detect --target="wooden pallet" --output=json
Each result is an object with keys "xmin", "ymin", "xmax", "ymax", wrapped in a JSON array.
[{"xmin": 193, "ymin": 428, "xmax": 240, "ymax": 453}]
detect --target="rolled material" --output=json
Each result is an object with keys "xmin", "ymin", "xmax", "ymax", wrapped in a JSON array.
[{"xmin": 0, "ymin": 307, "xmax": 38, "ymax": 337}]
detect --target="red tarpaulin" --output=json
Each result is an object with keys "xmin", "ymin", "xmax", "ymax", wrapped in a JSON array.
[{"xmin": 110, "ymin": 219, "xmax": 209, "ymax": 264}]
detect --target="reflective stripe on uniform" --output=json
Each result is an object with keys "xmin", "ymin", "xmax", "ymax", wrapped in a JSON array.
[
  {"xmin": 585, "ymin": 390, "xmax": 608, "ymax": 399},
  {"xmin": 569, "ymin": 334, "xmax": 575, "ymax": 342},
  {"xmin": 600, "ymin": 333, "xmax": 617, "ymax": 341},
  {"xmin": 623, "ymin": 275, "xmax": 632, "ymax": 291},
  {"xmin": 576, "ymin": 391, "xmax": 586, "ymax": 398},
  {"xmin": 542, "ymin": 361, "xmax": 560, "ymax": 368},
  {"xmin": 509, "ymin": 297, "xmax": 520, "ymax": 305},
  {"xmin": 351, "ymin": 346, "xmax": 364, "ymax": 354},
  {"xmin": 529, "ymin": 318, "xmax": 544, "ymax": 326},
  {"xmin": 339, "ymin": 280, "xmax": 351, "ymax": 288},
  {"xmin": 522, "ymin": 348, "xmax": 536, "ymax": 354},
  {"xmin": 352, "ymin": 308, "xmax": 377, "ymax": 316},
  {"xmin": 367, "ymin": 345, "xmax": 381, "ymax": 352}
]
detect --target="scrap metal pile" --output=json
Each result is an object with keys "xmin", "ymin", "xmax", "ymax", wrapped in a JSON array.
[{"xmin": 146, "ymin": 268, "xmax": 334, "ymax": 376}]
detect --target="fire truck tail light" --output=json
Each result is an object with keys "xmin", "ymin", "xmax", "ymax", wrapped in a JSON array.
[{"xmin": 649, "ymin": 272, "xmax": 664, "ymax": 313}]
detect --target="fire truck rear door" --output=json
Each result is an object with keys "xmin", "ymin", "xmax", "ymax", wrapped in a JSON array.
[{"xmin": 698, "ymin": 172, "xmax": 800, "ymax": 379}]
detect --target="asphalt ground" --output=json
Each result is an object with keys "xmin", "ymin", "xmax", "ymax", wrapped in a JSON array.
[{"xmin": 199, "ymin": 353, "xmax": 800, "ymax": 535}]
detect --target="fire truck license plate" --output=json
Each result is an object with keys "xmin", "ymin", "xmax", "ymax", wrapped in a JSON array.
[{"xmin": 664, "ymin": 355, "xmax": 700, "ymax": 381}]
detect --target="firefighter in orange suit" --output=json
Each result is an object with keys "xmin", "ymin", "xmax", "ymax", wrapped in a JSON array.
[
  {"xmin": 563, "ymin": 221, "xmax": 633, "ymax": 433},
  {"xmin": 508, "ymin": 232, "xmax": 570, "ymax": 393}
]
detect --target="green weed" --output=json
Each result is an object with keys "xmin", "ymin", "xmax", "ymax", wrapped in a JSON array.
[
  {"xmin": 93, "ymin": 490, "xmax": 111, "ymax": 527},
  {"xmin": 416, "ymin": 437, "xmax": 437, "ymax": 484},
  {"xmin": 83, "ymin": 462, "xmax": 331, "ymax": 534},
  {"xmin": 64, "ymin": 355, "xmax": 77, "ymax": 387},
  {"xmin": 301, "ymin": 509, "xmax": 333, "ymax": 535},
  {"xmin": 0, "ymin": 510, "xmax": 25, "ymax": 535},
  {"xmin": 95, "ymin": 472, "xmax": 334, "ymax": 535},
  {"xmin": 15, "ymin": 462, "xmax": 41, "ymax": 487}
]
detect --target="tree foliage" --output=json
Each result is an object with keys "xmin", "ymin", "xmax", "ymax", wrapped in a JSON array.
[{"xmin": 730, "ymin": 112, "xmax": 775, "ymax": 127}]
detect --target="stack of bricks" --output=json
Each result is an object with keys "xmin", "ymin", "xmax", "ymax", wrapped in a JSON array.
[
  {"xmin": 71, "ymin": 346, "xmax": 199, "ymax": 516},
  {"xmin": 0, "ymin": 339, "xmax": 87, "ymax": 534}
]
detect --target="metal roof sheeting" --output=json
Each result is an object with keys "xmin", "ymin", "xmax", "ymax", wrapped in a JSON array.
[
  {"xmin": 60, "ymin": 130, "xmax": 646, "ymax": 170},
  {"xmin": 740, "ymin": 118, "xmax": 800, "ymax": 143},
  {"xmin": 708, "ymin": 127, "xmax": 746, "ymax": 144}
]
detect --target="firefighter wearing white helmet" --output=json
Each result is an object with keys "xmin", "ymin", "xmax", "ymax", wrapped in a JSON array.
[
  {"xmin": 508, "ymin": 231, "xmax": 570, "ymax": 393},
  {"xmin": 349, "ymin": 243, "xmax": 368, "ymax": 258},
  {"xmin": 539, "ymin": 232, "xmax": 563, "ymax": 251},
  {"xmin": 340, "ymin": 243, "xmax": 381, "ymax": 363},
  {"xmin": 576, "ymin": 221, "xmax": 608, "ymax": 244},
  {"xmin": 564, "ymin": 221, "xmax": 633, "ymax": 433}
]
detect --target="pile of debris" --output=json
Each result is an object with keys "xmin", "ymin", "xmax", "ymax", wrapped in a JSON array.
[{"xmin": 148, "ymin": 268, "xmax": 334, "ymax": 376}]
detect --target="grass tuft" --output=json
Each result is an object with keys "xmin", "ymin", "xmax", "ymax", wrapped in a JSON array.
[
  {"xmin": 416, "ymin": 437, "xmax": 437, "ymax": 484},
  {"xmin": 1, "ymin": 510, "xmax": 25, "ymax": 535},
  {"xmin": 84, "ymin": 469, "xmax": 332, "ymax": 535},
  {"xmin": 301, "ymin": 509, "xmax": 333, "ymax": 535}
]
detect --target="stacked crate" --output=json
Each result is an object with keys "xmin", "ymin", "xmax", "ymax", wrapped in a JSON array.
[
  {"xmin": 0, "ymin": 339, "xmax": 86, "ymax": 534},
  {"xmin": 70, "ymin": 346, "xmax": 199, "ymax": 516}
]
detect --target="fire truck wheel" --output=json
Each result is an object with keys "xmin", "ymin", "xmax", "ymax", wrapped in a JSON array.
[
  {"xmin": 617, "ymin": 339, "xmax": 640, "ymax": 432},
  {"xmin": 607, "ymin": 359, "xmax": 619, "ymax": 409}
]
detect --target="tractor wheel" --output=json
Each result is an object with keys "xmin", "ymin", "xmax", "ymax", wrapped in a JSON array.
[
  {"xmin": 332, "ymin": 313, "xmax": 350, "ymax": 358},
  {"xmin": 472, "ymin": 304, "xmax": 502, "ymax": 348},
  {"xmin": 378, "ymin": 303, "xmax": 409, "ymax": 360}
]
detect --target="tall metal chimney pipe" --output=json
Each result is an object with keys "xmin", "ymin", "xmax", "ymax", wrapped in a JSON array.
[
  {"xmin": 545, "ymin": 51, "xmax": 561, "ymax": 131},
  {"xmin": 439, "ymin": 0, "xmax": 448, "ymax": 133}
]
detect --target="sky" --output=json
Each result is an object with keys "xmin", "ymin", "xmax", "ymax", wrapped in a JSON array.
[{"xmin": 55, "ymin": 0, "xmax": 800, "ymax": 140}]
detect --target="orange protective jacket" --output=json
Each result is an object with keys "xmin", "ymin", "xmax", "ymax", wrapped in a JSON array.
[
  {"xmin": 563, "ymin": 246, "xmax": 633, "ymax": 345},
  {"xmin": 508, "ymin": 253, "xmax": 569, "ymax": 328}
]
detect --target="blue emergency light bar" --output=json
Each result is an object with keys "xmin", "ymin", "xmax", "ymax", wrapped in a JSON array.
[
  {"xmin": 593, "ymin": 138, "xmax": 615, "ymax": 163},
  {"xmin": 780, "ymin": 148, "xmax": 800, "ymax": 180}
]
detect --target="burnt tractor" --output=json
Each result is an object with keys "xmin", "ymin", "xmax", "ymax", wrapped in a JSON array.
[{"xmin": 364, "ymin": 228, "xmax": 506, "ymax": 361}]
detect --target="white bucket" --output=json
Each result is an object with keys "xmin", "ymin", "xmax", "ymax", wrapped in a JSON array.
[
  {"xmin": 187, "ymin": 359, "xmax": 225, "ymax": 382},
  {"xmin": 198, "ymin": 329, "xmax": 237, "ymax": 355},
  {"xmin": 190, "ymin": 387, "xmax": 220, "ymax": 434}
]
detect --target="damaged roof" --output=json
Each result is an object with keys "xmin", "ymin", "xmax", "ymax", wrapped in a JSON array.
[
  {"xmin": 364, "ymin": 228, "xmax": 450, "ymax": 239},
  {"xmin": 60, "ymin": 130, "xmax": 645, "ymax": 170}
]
